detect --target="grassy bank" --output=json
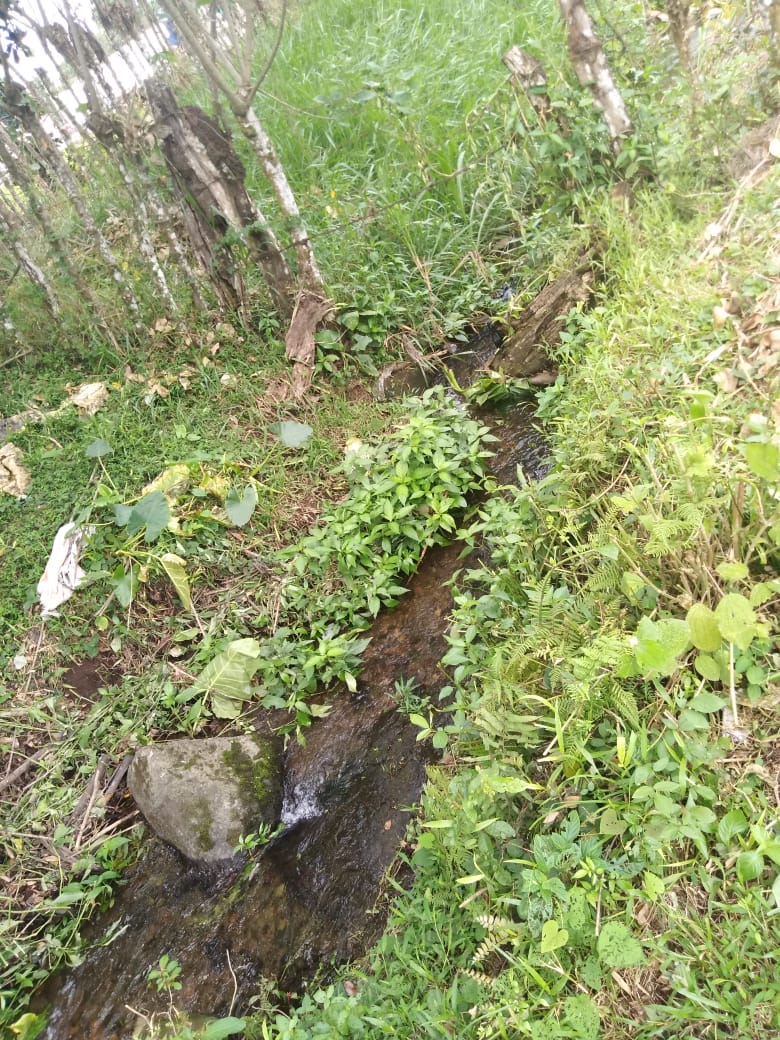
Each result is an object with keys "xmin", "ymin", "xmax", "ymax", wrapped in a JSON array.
[{"xmin": 3, "ymin": 0, "xmax": 780, "ymax": 1036}]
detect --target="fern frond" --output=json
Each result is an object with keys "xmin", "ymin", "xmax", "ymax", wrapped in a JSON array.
[
  {"xmin": 461, "ymin": 968, "xmax": 496, "ymax": 988},
  {"xmin": 605, "ymin": 681, "xmax": 641, "ymax": 730}
]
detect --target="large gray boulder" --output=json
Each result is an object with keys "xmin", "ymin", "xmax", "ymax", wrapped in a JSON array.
[{"xmin": 128, "ymin": 734, "xmax": 282, "ymax": 863}]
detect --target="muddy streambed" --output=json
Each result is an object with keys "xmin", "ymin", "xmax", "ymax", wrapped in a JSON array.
[{"xmin": 36, "ymin": 394, "xmax": 549, "ymax": 1039}]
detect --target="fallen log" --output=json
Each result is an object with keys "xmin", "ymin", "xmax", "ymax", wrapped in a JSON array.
[{"xmin": 492, "ymin": 251, "xmax": 599, "ymax": 381}]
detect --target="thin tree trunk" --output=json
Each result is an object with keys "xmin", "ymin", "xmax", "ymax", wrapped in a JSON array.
[
  {"xmin": 0, "ymin": 204, "xmax": 61, "ymax": 317},
  {"xmin": 768, "ymin": 0, "xmax": 780, "ymax": 66},
  {"xmin": 558, "ymin": 0, "xmax": 632, "ymax": 151},
  {"xmin": 236, "ymin": 106, "xmax": 322, "ymax": 290},
  {"xmin": 0, "ymin": 123, "xmax": 110, "ymax": 327}
]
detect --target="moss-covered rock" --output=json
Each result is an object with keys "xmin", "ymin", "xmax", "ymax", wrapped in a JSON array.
[{"xmin": 128, "ymin": 734, "xmax": 283, "ymax": 863}]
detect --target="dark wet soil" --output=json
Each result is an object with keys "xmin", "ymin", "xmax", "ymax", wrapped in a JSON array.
[
  {"xmin": 35, "ymin": 378, "xmax": 549, "ymax": 1039},
  {"xmin": 61, "ymin": 656, "xmax": 122, "ymax": 704}
]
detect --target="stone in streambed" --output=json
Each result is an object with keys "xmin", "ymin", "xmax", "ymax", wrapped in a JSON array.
[{"xmin": 128, "ymin": 734, "xmax": 282, "ymax": 863}]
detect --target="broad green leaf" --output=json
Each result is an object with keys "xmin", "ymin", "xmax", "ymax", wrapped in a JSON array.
[
  {"xmin": 678, "ymin": 708, "xmax": 709, "ymax": 732},
  {"xmin": 579, "ymin": 956, "xmax": 602, "ymax": 991},
  {"xmin": 188, "ymin": 638, "xmax": 262, "ymax": 719},
  {"xmin": 159, "ymin": 552, "xmax": 191, "ymax": 612},
  {"xmin": 600, "ymin": 807, "xmax": 627, "ymax": 836},
  {"xmin": 684, "ymin": 805, "xmax": 717, "ymax": 832},
  {"xmin": 750, "ymin": 581, "xmax": 778, "ymax": 606},
  {"xmin": 112, "ymin": 563, "xmax": 138, "ymax": 607},
  {"xmin": 540, "ymin": 919, "xmax": 569, "ymax": 953},
  {"xmin": 596, "ymin": 920, "xmax": 644, "ymax": 968},
  {"xmin": 736, "ymin": 849, "xmax": 765, "ymax": 883},
  {"xmin": 456, "ymin": 873, "xmax": 486, "ymax": 885},
  {"xmin": 408, "ymin": 714, "xmax": 430, "ymax": 730},
  {"xmin": 655, "ymin": 617, "xmax": 692, "ymax": 656},
  {"xmin": 202, "ymin": 1019, "xmax": 246, "ymax": 1040},
  {"xmin": 117, "ymin": 490, "xmax": 170, "ymax": 543},
  {"xmin": 686, "ymin": 603, "xmax": 722, "ymax": 652},
  {"xmin": 716, "ymin": 561, "xmax": 749, "ymax": 582},
  {"xmin": 642, "ymin": 871, "xmax": 666, "ymax": 900},
  {"xmin": 269, "ymin": 420, "xmax": 313, "ymax": 448},
  {"xmin": 114, "ymin": 503, "xmax": 132, "ymax": 527},
  {"xmin": 85, "ymin": 438, "xmax": 112, "ymax": 458},
  {"xmin": 715, "ymin": 593, "xmax": 758, "ymax": 650},
  {"xmin": 633, "ymin": 616, "xmax": 689, "ymax": 677},
  {"xmin": 694, "ymin": 653, "xmax": 722, "ymax": 681},
  {"xmin": 48, "ymin": 886, "xmax": 87, "ymax": 907},
  {"xmin": 745, "ymin": 440, "xmax": 780, "ymax": 481},
  {"xmin": 717, "ymin": 808, "xmax": 748, "ymax": 845},
  {"xmin": 225, "ymin": 484, "xmax": 258, "ymax": 527},
  {"xmin": 688, "ymin": 691, "xmax": 726, "ymax": 713}
]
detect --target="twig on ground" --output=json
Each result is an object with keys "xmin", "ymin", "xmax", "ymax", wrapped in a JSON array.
[
  {"xmin": 72, "ymin": 755, "xmax": 109, "ymax": 849},
  {"xmin": 227, "ymin": 948, "xmax": 238, "ymax": 1016},
  {"xmin": 0, "ymin": 746, "xmax": 48, "ymax": 793},
  {"xmin": 100, "ymin": 754, "xmax": 133, "ymax": 807}
]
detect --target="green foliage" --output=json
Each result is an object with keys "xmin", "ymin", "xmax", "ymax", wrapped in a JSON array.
[
  {"xmin": 148, "ymin": 954, "xmax": 183, "ymax": 993},
  {"xmin": 185, "ymin": 388, "xmax": 491, "ymax": 729}
]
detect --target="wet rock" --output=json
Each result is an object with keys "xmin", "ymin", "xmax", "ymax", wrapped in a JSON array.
[{"xmin": 128, "ymin": 734, "xmax": 283, "ymax": 863}]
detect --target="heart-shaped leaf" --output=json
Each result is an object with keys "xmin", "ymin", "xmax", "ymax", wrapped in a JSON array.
[
  {"xmin": 596, "ymin": 920, "xmax": 644, "ymax": 968},
  {"xmin": 188, "ymin": 638, "xmax": 262, "ymax": 719},
  {"xmin": 225, "ymin": 484, "xmax": 258, "ymax": 527},
  {"xmin": 736, "ymin": 849, "xmax": 764, "ymax": 883},
  {"xmin": 694, "ymin": 653, "xmax": 722, "ymax": 681},
  {"xmin": 85, "ymin": 438, "xmax": 113, "ymax": 458},
  {"xmin": 744, "ymin": 441, "xmax": 780, "ymax": 481},
  {"xmin": 269, "ymin": 420, "xmax": 313, "ymax": 448},
  {"xmin": 715, "ymin": 593, "xmax": 758, "ymax": 650},
  {"xmin": 115, "ymin": 491, "xmax": 170, "ymax": 543},
  {"xmin": 540, "ymin": 919, "xmax": 569, "ymax": 953},
  {"xmin": 686, "ymin": 603, "xmax": 722, "ymax": 652}
]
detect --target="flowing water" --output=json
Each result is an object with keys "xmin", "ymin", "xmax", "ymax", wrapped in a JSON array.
[{"xmin": 36, "ymin": 373, "xmax": 549, "ymax": 1038}]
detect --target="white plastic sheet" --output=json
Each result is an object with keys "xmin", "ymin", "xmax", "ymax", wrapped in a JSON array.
[{"xmin": 37, "ymin": 522, "xmax": 93, "ymax": 617}]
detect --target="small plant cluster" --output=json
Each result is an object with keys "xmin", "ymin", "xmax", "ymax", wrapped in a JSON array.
[{"xmin": 182, "ymin": 389, "xmax": 493, "ymax": 730}]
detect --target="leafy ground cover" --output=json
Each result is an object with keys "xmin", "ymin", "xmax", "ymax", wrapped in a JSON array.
[{"xmin": 3, "ymin": 0, "xmax": 780, "ymax": 1037}]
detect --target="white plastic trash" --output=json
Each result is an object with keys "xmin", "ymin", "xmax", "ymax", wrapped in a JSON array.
[{"xmin": 37, "ymin": 522, "xmax": 93, "ymax": 617}]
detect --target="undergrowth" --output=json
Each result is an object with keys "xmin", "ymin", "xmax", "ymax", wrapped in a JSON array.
[
  {"xmin": 4, "ymin": 0, "xmax": 780, "ymax": 1036},
  {"xmin": 247, "ymin": 184, "xmax": 780, "ymax": 1039}
]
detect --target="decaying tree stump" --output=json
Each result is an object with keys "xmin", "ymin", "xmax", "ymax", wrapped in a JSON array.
[
  {"xmin": 492, "ymin": 251, "xmax": 599, "ymax": 383},
  {"xmin": 146, "ymin": 80, "xmax": 293, "ymax": 318},
  {"xmin": 285, "ymin": 291, "xmax": 334, "ymax": 398}
]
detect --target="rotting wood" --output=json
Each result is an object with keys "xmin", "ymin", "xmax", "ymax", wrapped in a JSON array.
[
  {"xmin": 146, "ymin": 79, "xmax": 294, "ymax": 318},
  {"xmin": 285, "ymin": 291, "xmax": 334, "ymax": 398},
  {"xmin": 492, "ymin": 251, "xmax": 599, "ymax": 381}
]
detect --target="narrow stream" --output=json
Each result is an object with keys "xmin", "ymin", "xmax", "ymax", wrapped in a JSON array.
[{"xmin": 36, "ymin": 380, "xmax": 549, "ymax": 1038}]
